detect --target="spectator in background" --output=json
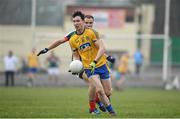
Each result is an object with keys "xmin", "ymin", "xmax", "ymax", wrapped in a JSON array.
[
  {"xmin": 3, "ymin": 50, "xmax": 18, "ymax": 86},
  {"xmin": 46, "ymin": 51, "xmax": 60, "ymax": 85},
  {"xmin": 114, "ymin": 52, "xmax": 129, "ymax": 90},
  {"xmin": 133, "ymin": 49, "xmax": 143, "ymax": 75},
  {"xmin": 27, "ymin": 48, "xmax": 39, "ymax": 87}
]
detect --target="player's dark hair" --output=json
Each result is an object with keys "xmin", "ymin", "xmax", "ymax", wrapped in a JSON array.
[
  {"xmin": 72, "ymin": 11, "xmax": 85, "ymax": 20},
  {"xmin": 85, "ymin": 15, "xmax": 94, "ymax": 20}
]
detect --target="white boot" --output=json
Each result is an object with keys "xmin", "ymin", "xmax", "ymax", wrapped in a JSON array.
[
  {"xmin": 172, "ymin": 75, "xmax": 180, "ymax": 90},
  {"xmin": 165, "ymin": 83, "xmax": 173, "ymax": 90}
]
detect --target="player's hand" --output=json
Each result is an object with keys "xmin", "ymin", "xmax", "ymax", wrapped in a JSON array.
[
  {"xmin": 37, "ymin": 48, "xmax": 49, "ymax": 56},
  {"xmin": 107, "ymin": 55, "xmax": 115, "ymax": 64},
  {"xmin": 89, "ymin": 60, "xmax": 97, "ymax": 74}
]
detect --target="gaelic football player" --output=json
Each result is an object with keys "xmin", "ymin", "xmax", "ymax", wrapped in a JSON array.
[{"xmin": 37, "ymin": 13, "xmax": 115, "ymax": 115}]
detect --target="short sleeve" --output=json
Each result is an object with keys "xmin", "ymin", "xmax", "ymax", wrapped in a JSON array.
[{"xmin": 64, "ymin": 31, "xmax": 75, "ymax": 42}]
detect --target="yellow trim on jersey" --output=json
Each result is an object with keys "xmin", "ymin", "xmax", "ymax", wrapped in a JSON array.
[
  {"xmin": 69, "ymin": 28, "xmax": 107, "ymax": 69},
  {"xmin": 106, "ymin": 63, "xmax": 111, "ymax": 72}
]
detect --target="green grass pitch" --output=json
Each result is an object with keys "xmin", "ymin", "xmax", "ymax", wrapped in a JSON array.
[{"xmin": 0, "ymin": 87, "xmax": 180, "ymax": 118}]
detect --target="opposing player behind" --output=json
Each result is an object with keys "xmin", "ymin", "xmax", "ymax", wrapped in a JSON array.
[{"xmin": 82, "ymin": 14, "xmax": 115, "ymax": 111}]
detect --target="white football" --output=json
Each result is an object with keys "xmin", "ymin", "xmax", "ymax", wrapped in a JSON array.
[{"xmin": 69, "ymin": 60, "xmax": 83, "ymax": 73}]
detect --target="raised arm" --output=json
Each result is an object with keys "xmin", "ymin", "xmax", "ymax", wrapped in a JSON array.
[
  {"xmin": 37, "ymin": 38, "xmax": 67, "ymax": 56},
  {"xmin": 47, "ymin": 38, "xmax": 67, "ymax": 51}
]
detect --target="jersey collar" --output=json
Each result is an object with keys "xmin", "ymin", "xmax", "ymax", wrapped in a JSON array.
[{"xmin": 76, "ymin": 28, "xmax": 85, "ymax": 35}]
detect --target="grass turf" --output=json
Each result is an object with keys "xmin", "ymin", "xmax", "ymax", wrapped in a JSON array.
[{"xmin": 0, "ymin": 87, "xmax": 180, "ymax": 118}]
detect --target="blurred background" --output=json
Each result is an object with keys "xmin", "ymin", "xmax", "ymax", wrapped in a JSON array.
[{"xmin": 0, "ymin": 0, "xmax": 180, "ymax": 90}]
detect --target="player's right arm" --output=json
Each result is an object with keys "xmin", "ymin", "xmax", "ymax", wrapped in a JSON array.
[
  {"xmin": 68, "ymin": 38, "xmax": 81, "ymax": 75},
  {"xmin": 37, "ymin": 31, "xmax": 75, "ymax": 56},
  {"xmin": 47, "ymin": 38, "xmax": 67, "ymax": 51},
  {"xmin": 69, "ymin": 38, "xmax": 80, "ymax": 61},
  {"xmin": 37, "ymin": 38, "xmax": 67, "ymax": 56}
]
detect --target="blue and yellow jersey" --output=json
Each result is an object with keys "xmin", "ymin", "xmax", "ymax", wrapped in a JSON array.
[
  {"xmin": 28, "ymin": 53, "xmax": 39, "ymax": 68},
  {"xmin": 69, "ymin": 28, "xmax": 107, "ymax": 69},
  {"xmin": 118, "ymin": 54, "xmax": 129, "ymax": 73}
]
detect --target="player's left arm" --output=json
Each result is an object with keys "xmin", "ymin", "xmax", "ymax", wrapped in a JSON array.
[
  {"xmin": 89, "ymin": 39, "xmax": 105, "ymax": 73},
  {"xmin": 90, "ymin": 29, "xmax": 105, "ymax": 62},
  {"xmin": 94, "ymin": 39, "xmax": 106, "ymax": 62}
]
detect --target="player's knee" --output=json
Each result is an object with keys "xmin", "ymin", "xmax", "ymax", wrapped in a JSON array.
[
  {"xmin": 104, "ymin": 87, "xmax": 112, "ymax": 96},
  {"xmin": 96, "ymin": 88, "xmax": 105, "ymax": 96},
  {"xmin": 105, "ymin": 90, "xmax": 112, "ymax": 97}
]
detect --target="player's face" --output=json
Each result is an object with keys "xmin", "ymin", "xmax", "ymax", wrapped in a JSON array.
[
  {"xmin": 84, "ymin": 18, "xmax": 94, "ymax": 28},
  {"xmin": 72, "ymin": 16, "xmax": 84, "ymax": 31}
]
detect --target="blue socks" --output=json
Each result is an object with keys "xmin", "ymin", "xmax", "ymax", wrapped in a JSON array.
[
  {"xmin": 97, "ymin": 102, "xmax": 104, "ymax": 107},
  {"xmin": 106, "ymin": 104, "xmax": 114, "ymax": 113}
]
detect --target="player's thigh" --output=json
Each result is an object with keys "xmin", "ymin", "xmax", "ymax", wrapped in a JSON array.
[
  {"xmin": 89, "ymin": 75, "xmax": 104, "ymax": 91},
  {"xmin": 101, "ymin": 79, "xmax": 112, "ymax": 94},
  {"xmin": 88, "ymin": 83, "xmax": 96, "ymax": 100},
  {"xmin": 82, "ymin": 72, "xmax": 89, "ymax": 83}
]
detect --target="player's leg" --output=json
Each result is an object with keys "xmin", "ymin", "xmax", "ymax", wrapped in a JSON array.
[
  {"xmin": 80, "ymin": 71, "xmax": 100, "ymax": 114},
  {"xmin": 27, "ymin": 68, "xmax": 36, "ymax": 87},
  {"xmin": 97, "ymin": 64, "xmax": 116, "ymax": 116},
  {"xmin": 88, "ymin": 75, "xmax": 110, "ymax": 106},
  {"xmin": 88, "ymin": 82, "xmax": 100, "ymax": 114},
  {"xmin": 80, "ymin": 71, "xmax": 89, "ymax": 82},
  {"xmin": 101, "ymin": 79, "xmax": 112, "ymax": 101},
  {"xmin": 27, "ymin": 72, "xmax": 33, "ymax": 87},
  {"xmin": 95, "ymin": 93, "xmax": 106, "ymax": 112},
  {"xmin": 101, "ymin": 64, "xmax": 113, "ymax": 101},
  {"xmin": 81, "ymin": 71, "xmax": 106, "ymax": 112},
  {"xmin": 100, "ymin": 64, "xmax": 112, "ymax": 99},
  {"xmin": 89, "ymin": 75, "xmax": 116, "ymax": 116}
]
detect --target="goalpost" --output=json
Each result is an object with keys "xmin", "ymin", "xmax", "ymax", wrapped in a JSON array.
[{"xmin": 163, "ymin": 0, "xmax": 171, "ymax": 83}]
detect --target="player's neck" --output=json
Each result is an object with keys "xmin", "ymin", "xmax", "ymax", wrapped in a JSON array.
[{"xmin": 76, "ymin": 27, "xmax": 85, "ymax": 35}]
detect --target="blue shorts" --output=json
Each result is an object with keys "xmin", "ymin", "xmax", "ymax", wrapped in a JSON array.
[
  {"xmin": 28, "ymin": 67, "xmax": 38, "ymax": 73},
  {"xmin": 84, "ymin": 64, "xmax": 110, "ymax": 80}
]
